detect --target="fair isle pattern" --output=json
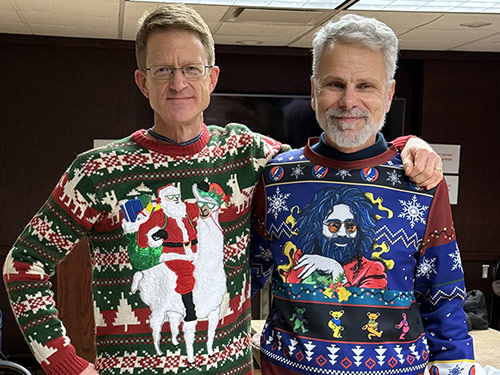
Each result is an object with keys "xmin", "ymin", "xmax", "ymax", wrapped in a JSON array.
[
  {"xmin": 261, "ymin": 347, "xmax": 429, "ymax": 375},
  {"xmin": 4, "ymin": 123, "xmax": 286, "ymax": 375},
  {"xmin": 251, "ymin": 145, "xmax": 475, "ymax": 375}
]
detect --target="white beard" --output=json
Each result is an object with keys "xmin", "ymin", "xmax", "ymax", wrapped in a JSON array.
[
  {"xmin": 316, "ymin": 106, "xmax": 386, "ymax": 149},
  {"xmin": 162, "ymin": 200, "xmax": 187, "ymax": 219}
]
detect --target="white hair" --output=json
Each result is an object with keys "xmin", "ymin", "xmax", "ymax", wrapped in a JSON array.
[{"xmin": 312, "ymin": 14, "xmax": 399, "ymax": 85}]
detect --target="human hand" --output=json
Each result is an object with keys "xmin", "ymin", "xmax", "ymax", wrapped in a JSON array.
[
  {"xmin": 401, "ymin": 137, "xmax": 443, "ymax": 190},
  {"xmin": 80, "ymin": 363, "xmax": 99, "ymax": 375},
  {"xmin": 294, "ymin": 254, "xmax": 344, "ymax": 280}
]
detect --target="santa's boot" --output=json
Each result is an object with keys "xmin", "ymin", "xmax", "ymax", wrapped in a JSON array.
[{"xmin": 182, "ymin": 292, "xmax": 197, "ymax": 322}]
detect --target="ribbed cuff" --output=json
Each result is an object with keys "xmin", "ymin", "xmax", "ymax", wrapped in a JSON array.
[
  {"xmin": 391, "ymin": 135, "xmax": 416, "ymax": 152},
  {"xmin": 41, "ymin": 344, "xmax": 90, "ymax": 375}
]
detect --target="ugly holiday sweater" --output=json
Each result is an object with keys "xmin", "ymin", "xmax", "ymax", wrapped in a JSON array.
[
  {"xmin": 3, "ymin": 123, "xmax": 285, "ymax": 375},
  {"xmin": 250, "ymin": 136, "xmax": 475, "ymax": 375}
]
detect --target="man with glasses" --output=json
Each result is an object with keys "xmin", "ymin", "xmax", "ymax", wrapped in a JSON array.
[
  {"xmin": 4, "ymin": 4, "xmax": 443, "ymax": 375},
  {"xmin": 250, "ymin": 14, "xmax": 474, "ymax": 375}
]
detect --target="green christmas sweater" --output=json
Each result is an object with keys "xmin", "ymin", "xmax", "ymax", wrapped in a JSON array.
[{"xmin": 3, "ymin": 124, "xmax": 286, "ymax": 375}]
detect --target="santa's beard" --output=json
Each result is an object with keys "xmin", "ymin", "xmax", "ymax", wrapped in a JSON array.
[
  {"xmin": 316, "ymin": 106, "xmax": 386, "ymax": 149},
  {"xmin": 162, "ymin": 200, "xmax": 187, "ymax": 219}
]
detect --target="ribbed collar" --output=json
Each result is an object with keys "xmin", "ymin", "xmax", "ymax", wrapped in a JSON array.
[
  {"xmin": 304, "ymin": 132, "xmax": 397, "ymax": 170},
  {"xmin": 131, "ymin": 124, "xmax": 210, "ymax": 156}
]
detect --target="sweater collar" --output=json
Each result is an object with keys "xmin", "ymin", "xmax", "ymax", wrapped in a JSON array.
[
  {"xmin": 131, "ymin": 124, "xmax": 210, "ymax": 156},
  {"xmin": 304, "ymin": 132, "xmax": 397, "ymax": 169}
]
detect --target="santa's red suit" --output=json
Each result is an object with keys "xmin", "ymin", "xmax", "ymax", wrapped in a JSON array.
[{"xmin": 137, "ymin": 203, "xmax": 199, "ymax": 295}]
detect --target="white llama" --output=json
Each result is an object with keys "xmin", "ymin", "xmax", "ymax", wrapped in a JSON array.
[{"xmin": 130, "ymin": 183, "xmax": 227, "ymax": 363}]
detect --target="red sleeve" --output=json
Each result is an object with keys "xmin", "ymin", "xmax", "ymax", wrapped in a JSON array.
[
  {"xmin": 390, "ymin": 135, "xmax": 416, "ymax": 152},
  {"xmin": 137, "ymin": 210, "xmax": 165, "ymax": 248},
  {"xmin": 251, "ymin": 175, "xmax": 268, "ymax": 240}
]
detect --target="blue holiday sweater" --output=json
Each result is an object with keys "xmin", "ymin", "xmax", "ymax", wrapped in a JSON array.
[{"xmin": 250, "ymin": 136, "xmax": 475, "ymax": 375}]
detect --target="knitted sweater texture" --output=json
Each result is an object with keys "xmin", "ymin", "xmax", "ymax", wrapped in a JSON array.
[
  {"xmin": 3, "ymin": 124, "xmax": 285, "ymax": 375},
  {"xmin": 250, "ymin": 139, "xmax": 475, "ymax": 375}
]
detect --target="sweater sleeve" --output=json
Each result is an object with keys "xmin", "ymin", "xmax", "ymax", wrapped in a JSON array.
[
  {"xmin": 2, "ymin": 156, "xmax": 103, "ymax": 375},
  {"xmin": 391, "ymin": 135, "xmax": 416, "ymax": 152},
  {"xmin": 415, "ymin": 181, "xmax": 475, "ymax": 374},
  {"xmin": 250, "ymin": 176, "xmax": 274, "ymax": 297}
]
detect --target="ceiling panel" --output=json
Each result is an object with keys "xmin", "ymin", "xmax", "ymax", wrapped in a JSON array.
[
  {"xmin": 341, "ymin": 10, "xmax": 443, "ymax": 29},
  {"xmin": 14, "ymin": 0, "xmax": 120, "ymax": 16},
  {"xmin": 0, "ymin": 0, "xmax": 499, "ymax": 52},
  {"xmin": 30, "ymin": 24, "xmax": 118, "ymax": 39}
]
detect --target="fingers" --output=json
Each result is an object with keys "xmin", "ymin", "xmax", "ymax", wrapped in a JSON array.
[{"xmin": 404, "ymin": 149, "xmax": 443, "ymax": 190}]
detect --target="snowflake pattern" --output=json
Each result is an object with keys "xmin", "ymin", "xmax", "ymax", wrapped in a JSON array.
[
  {"xmin": 267, "ymin": 187, "xmax": 291, "ymax": 220},
  {"xmin": 448, "ymin": 364, "xmax": 464, "ymax": 375},
  {"xmin": 258, "ymin": 246, "xmax": 274, "ymax": 262},
  {"xmin": 449, "ymin": 244, "xmax": 463, "ymax": 272},
  {"xmin": 336, "ymin": 169, "xmax": 352, "ymax": 180},
  {"xmin": 291, "ymin": 164, "xmax": 305, "ymax": 179},
  {"xmin": 398, "ymin": 195, "xmax": 428, "ymax": 228},
  {"xmin": 386, "ymin": 170, "xmax": 402, "ymax": 186},
  {"xmin": 416, "ymin": 257, "xmax": 438, "ymax": 280}
]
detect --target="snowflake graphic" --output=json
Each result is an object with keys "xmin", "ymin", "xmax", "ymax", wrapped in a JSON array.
[
  {"xmin": 416, "ymin": 257, "xmax": 438, "ymax": 280},
  {"xmin": 267, "ymin": 187, "xmax": 291, "ymax": 220},
  {"xmin": 259, "ymin": 246, "xmax": 274, "ymax": 262},
  {"xmin": 448, "ymin": 364, "xmax": 464, "ymax": 375},
  {"xmin": 449, "ymin": 244, "xmax": 463, "ymax": 272},
  {"xmin": 398, "ymin": 195, "xmax": 428, "ymax": 228},
  {"xmin": 386, "ymin": 170, "xmax": 402, "ymax": 186},
  {"xmin": 336, "ymin": 169, "xmax": 352, "ymax": 180},
  {"xmin": 291, "ymin": 164, "xmax": 305, "ymax": 179}
]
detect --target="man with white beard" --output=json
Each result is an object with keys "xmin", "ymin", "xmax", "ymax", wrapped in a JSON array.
[
  {"xmin": 251, "ymin": 14, "xmax": 475, "ymax": 375},
  {"xmin": 137, "ymin": 184, "xmax": 200, "ymax": 322}
]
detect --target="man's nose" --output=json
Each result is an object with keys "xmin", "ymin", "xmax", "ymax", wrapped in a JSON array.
[
  {"xmin": 169, "ymin": 69, "xmax": 189, "ymax": 90},
  {"xmin": 338, "ymin": 87, "xmax": 358, "ymax": 110}
]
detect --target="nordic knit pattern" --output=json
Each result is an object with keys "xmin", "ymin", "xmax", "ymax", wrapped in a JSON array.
[
  {"xmin": 251, "ymin": 140, "xmax": 475, "ymax": 375},
  {"xmin": 3, "ymin": 124, "xmax": 285, "ymax": 375}
]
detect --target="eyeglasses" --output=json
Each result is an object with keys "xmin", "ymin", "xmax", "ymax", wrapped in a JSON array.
[
  {"xmin": 323, "ymin": 219, "xmax": 357, "ymax": 234},
  {"xmin": 143, "ymin": 63, "xmax": 213, "ymax": 80}
]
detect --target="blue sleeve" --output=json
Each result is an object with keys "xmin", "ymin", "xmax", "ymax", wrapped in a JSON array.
[
  {"xmin": 250, "ymin": 177, "xmax": 275, "ymax": 297},
  {"xmin": 415, "ymin": 182, "xmax": 475, "ymax": 374}
]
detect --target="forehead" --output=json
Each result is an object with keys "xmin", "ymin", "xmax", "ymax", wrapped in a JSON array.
[
  {"xmin": 325, "ymin": 204, "xmax": 354, "ymax": 219},
  {"xmin": 318, "ymin": 42, "xmax": 386, "ymax": 81},
  {"xmin": 145, "ymin": 29, "xmax": 207, "ymax": 64}
]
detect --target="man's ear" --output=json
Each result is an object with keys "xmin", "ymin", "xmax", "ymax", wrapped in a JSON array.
[
  {"xmin": 385, "ymin": 80, "xmax": 396, "ymax": 113},
  {"xmin": 310, "ymin": 77, "xmax": 316, "ymax": 111},
  {"xmin": 208, "ymin": 65, "xmax": 220, "ymax": 94},
  {"xmin": 135, "ymin": 69, "xmax": 150, "ymax": 99}
]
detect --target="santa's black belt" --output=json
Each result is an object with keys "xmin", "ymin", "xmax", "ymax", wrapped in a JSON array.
[{"xmin": 164, "ymin": 239, "xmax": 198, "ymax": 247}]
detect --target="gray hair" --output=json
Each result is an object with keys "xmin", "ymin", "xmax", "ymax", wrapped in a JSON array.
[
  {"xmin": 312, "ymin": 14, "xmax": 399, "ymax": 84},
  {"xmin": 135, "ymin": 3, "xmax": 215, "ymax": 70}
]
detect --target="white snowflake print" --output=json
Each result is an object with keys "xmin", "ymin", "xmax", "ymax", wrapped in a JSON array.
[
  {"xmin": 291, "ymin": 164, "xmax": 305, "ymax": 179},
  {"xmin": 386, "ymin": 170, "xmax": 402, "ymax": 186},
  {"xmin": 448, "ymin": 364, "xmax": 464, "ymax": 375},
  {"xmin": 258, "ymin": 246, "xmax": 274, "ymax": 262},
  {"xmin": 449, "ymin": 244, "xmax": 463, "ymax": 272},
  {"xmin": 336, "ymin": 169, "xmax": 352, "ymax": 180},
  {"xmin": 267, "ymin": 187, "xmax": 291, "ymax": 220},
  {"xmin": 398, "ymin": 195, "xmax": 428, "ymax": 228},
  {"xmin": 416, "ymin": 257, "xmax": 438, "ymax": 280}
]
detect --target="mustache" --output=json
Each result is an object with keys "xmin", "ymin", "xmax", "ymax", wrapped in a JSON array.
[{"xmin": 325, "ymin": 107, "xmax": 370, "ymax": 120}]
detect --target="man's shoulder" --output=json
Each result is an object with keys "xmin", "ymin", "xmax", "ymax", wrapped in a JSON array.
[
  {"xmin": 79, "ymin": 134, "xmax": 138, "ymax": 159},
  {"xmin": 267, "ymin": 147, "xmax": 304, "ymax": 165},
  {"xmin": 206, "ymin": 122, "xmax": 264, "ymax": 141}
]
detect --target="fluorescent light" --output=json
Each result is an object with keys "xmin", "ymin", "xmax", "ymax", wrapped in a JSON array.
[
  {"xmin": 350, "ymin": 0, "xmax": 500, "ymax": 13},
  {"xmin": 128, "ymin": 0, "xmax": 346, "ymax": 10}
]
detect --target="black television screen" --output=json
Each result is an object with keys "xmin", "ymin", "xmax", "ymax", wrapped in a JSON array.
[{"xmin": 205, "ymin": 93, "xmax": 406, "ymax": 148}]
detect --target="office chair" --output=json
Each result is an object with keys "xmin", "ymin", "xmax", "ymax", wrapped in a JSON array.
[{"xmin": 0, "ymin": 310, "xmax": 33, "ymax": 375}]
